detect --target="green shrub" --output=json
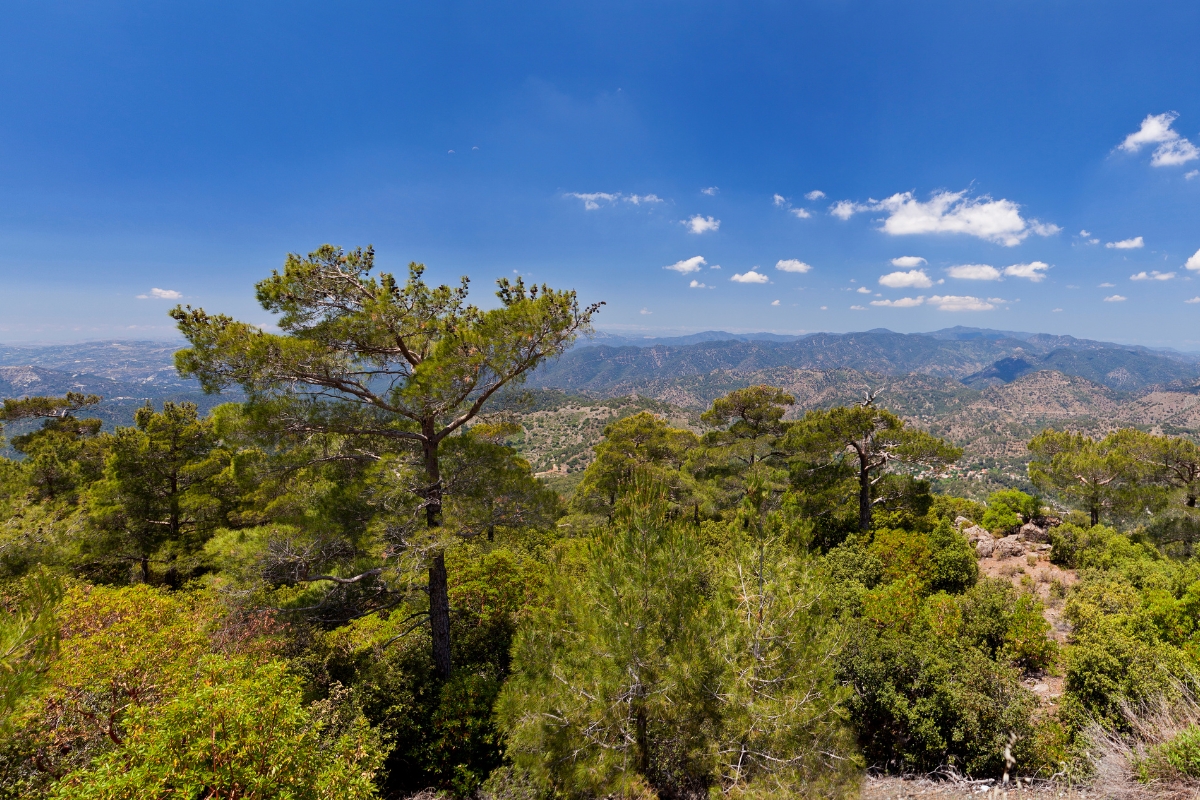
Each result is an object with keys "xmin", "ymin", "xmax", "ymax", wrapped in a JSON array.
[
  {"xmin": 928, "ymin": 517, "xmax": 978, "ymax": 593},
  {"xmin": 982, "ymin": 490, "xmax": 1039, "ymax": 534},
  {"xmin": 49, "ymin": 656, "xmax": 383, "ymax": 800},
  {"xmin": 1138, "ymin": 724, "xmax": 1200, "ymax": 782}
]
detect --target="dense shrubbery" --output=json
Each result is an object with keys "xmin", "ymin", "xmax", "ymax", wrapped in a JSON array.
[{"xmin": 5, "ymin": 253, "xmax": 1200, "ymax": 796}]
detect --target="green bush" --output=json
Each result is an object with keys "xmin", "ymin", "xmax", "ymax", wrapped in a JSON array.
[
  {"xmin": 49, "ymin": 656, "xmax": 383, "ymax": 800},
  {"xmin": 1137, "ymin": 724, "xmax": 1200, "ymax": 782},
  {"xmin": 928, "ymin": 517, "xmax": 978, "ymax": 593},
  {"xmin": 982, "ymin": 490, "xmax": 1040, "ymax": 534}
]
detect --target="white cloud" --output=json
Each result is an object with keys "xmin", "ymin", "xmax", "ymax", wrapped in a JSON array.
[
  {"xmin": 1077, "ymin": 230, "xmax": 1100, "ymax": 245},
  {"xmin": 1080, "ymin": 230, "xmax": 1091, "ymax": 237},
  {"xmin": 1118, "ymin": 113, "xmax": 1200, "ymax": 167},
  {"xmin": 790, "ymin": 208, "xmax": 811, "ymax": 219},
  {"xmin": 879, "ymin": 269, "xmax": 933, "ymax": 288},
  {"xmin": 820, "ymin": 306, "xmax": 827, "ymax": 310},
  {"xmin": 830, "ymin": 200, "xmax": 865, "ymax": 220},
  {"xmin": 773, "ymin": 194, "xmax": 787, "ymax": 207},
  {"xmin": 137, "ymin": 288, "xmax": 182, "ymax": 300},
  {"xmin": 1103, "ymin": 295, "xmax": 1127, "ymax": 302},
  {"xmin": 664, "ymin": 256, "xmax": 707, "ymax": 274},
  {"xmin": 1186, "ymin": 297, "xmax": 1200, "ymax": 304},
  {"xmin": 947, "ymin": 264, "xmax": 1002, "ymax": 281},
  {"xmin": 710, "ymin": 264, "xmax": 721, "ymax": 269},
  {"xmin": 1030, "ymin": 220, "xmax": 1063, "ymax": 237},
  {"xmin": 775, "ymin": 259, "xmax": 812, "ymax": 274},
  {"xmin": 1106, "ymin": 236, "xmax": 1144, "ymax": 250},
  {"xmin": 873, "ymin": 190, "xmax": 1056, "ymax": 246},
  {"xmin": 891, "ymin": 256, "xmax": 927, "ymax": 267},
  {"xmin": 566, "ymin": 191, "xmax": 664, "ymax": 209},
  {"xmin": 806, "ymin": 190, "xmax": 826, "ymax": 200},
  {"xmin": 1188, "ymin": 171, "xmax": 1199, "ymax": 180},
  {"xmin": 689, "ymin": 280, "xmax": 711, "ymax": 289},
  {"xmin": 1052, "ymin": 308, "xmax": 1063, "ymax": 312},
  {"xmin": 566, "ymin": 191, "xmax": 619, "ymax": 210},
  {"xmin": 1099, "ymin": 282, "xmax": 1116, "ymax": 287},
  {"xmin": 871, "ymin": 296, "xmax": 925, "ymax": 308},
  {"xmin": 850, "ymin": 305, "xmax": 866, "ymax": 310},
  {"xmin": 684, "ymin": 215, "xmax": 720, "ymax": 234},
  {"xmin": 1153, "ymin": 139, "xmax": 1200, "ymax": 166},
  {"xmin": 771, "ymin": 300, "xmax": 781, "ymax": 306},
  {"xmin": 731, "ymin": 270, "xmax": 770, "ymax": 284},
  {"xmin": 640, "ymin": 307, "xmax": 652, "ymax": 315},
  {"xmin": 1186, "ymin": 248, "xmax": 1200, "ymax": 271},
  {"xmin": 928, "ymin": 295, "xmax": 994, "ymax": 311},
  {"xmin": 857, "ymin": 287, "xmax": 872, "ymax": 294},
  {"xmin": 1003, "ymin": 261, "xmax": 1050, "ymax": 282},
  {"xmin": 701, "ymin": 186, "xmax": 719, "ymax": 196},
  {"xmin": 1130, "ymin": 270, "xmax": 1175, "ymax": 281}
]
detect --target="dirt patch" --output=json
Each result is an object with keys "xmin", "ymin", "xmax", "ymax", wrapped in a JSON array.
[{"xmin": 861, "ymin": 775, "xmax": 1094, "ymax": 800}]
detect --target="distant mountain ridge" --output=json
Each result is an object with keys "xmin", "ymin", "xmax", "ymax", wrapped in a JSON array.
[{"xmin": 536, "ymin": 329, "xmax": 1200, "ymax": 395}]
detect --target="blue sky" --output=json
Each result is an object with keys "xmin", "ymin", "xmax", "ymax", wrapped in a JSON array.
[{"xmin": 2, "ymin": 2, "xmax": 1199, "ymax": 347}]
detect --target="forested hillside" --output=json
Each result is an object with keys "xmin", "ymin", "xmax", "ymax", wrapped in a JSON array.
[{"xmin": 5, "ymin": 256, "xmax": 1200, "ymax": 798}]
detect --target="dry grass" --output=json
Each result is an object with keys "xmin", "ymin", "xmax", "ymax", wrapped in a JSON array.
[{"xmin": 1085, "ymin": 683, "xmax": 1200, "ymax": 799}]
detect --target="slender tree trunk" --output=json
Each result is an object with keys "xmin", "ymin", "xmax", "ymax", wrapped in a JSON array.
[
  {"xmin": 423, "ymin": 433, "xmax": 453, "ymax": 681},
  {"xmin": 1090, "ymin": 505, "xmax": 1099, "ymax": 527},
  {"xmin": 429, "ymin": 550, "xmax": 452, "ymax": 679},
  {"xmin": 140, "ymin": 555, "xmax": 150, "ymax": 583},
  {"xmin": 858, "ymin": 455, "xmax": 872, "ymax": 532}
]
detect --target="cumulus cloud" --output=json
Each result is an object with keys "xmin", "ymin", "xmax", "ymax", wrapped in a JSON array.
[
  {"xmin": 830, "ymin": 200, "xmax": 866, "ymax": 220},
  {"xmin": 731, "ymin": 270, "xmax": 770, "ymax": 284},
  {"xmin": 1003, "ymin": 261, "xmax": 1050, "ymax": 282},
  {"xmin": 1104, "ymin": 295, "xmax": 1127, "ymax": 302},
  {"xmin": 1107, "ymin": 236, "xmax": 1144, "ymax": 250},
  {"xmin": 684, "ymin": 215, "xmax": 720, "ymax": 234},
  {"xmin": 879, "ymin": 269, "xmax": 933, "ymax": 288},
  {"xmin": 640, "ymin": 308, "xmax": 652, "ymax": 315},
  {"xmin": 947, "ymin": 264, "xmax": 1002, "ymax": 281},
  {"xmin": 773, "ymin": 194, "xmax": 787, "ymax": 207},
  {"xmin": 891, "ymin": 256, "xmax": 927, "ymax": 267},
  {"xmin": 664, "ymin": 256, "xmax": 707, "ymax": 274},
  {"xmin": 775, "ymin": 259, "xmax": 812, "ymax": 274},
  {"xmin": 1119, "ymin": 113, "xmax": 1200, "ymax": 167},
  {"xmin": 701, "ymin": 186, "xmax": 719, "ymax": 196},
  {"xmin": 790, "ymin": 208, "xmax": 811, "ymax": 219},
  {"xmin": 1099, "ymin": 282, "xmax": 1116, "ymax": 287},
  {"xmin": 771, "ymin": 300, "xmax": 781, "ymax": 306},
  {"xmin": 871, "ymin": 296, "xmax": 925, "ymax": 308},
  {"xmin": 850, "ymin": 305, "xmax": 866, "ymax": 310},
  {"xmin": 806, "ymin": 190, "xmax": 826, "ymax": 200},
  {"xmin": 1186, "ymin": 248, "xmax": 1200, "ymax": 271},
  {"xmin": 1130, "ymin": 270, "xmax": 1175, "ymax": 281},
  {"xmin": 1186, "ymin": 297, "xmax": 1200, "ymax": 304},
  {"xmin": 1078, "ymin": 229, "xmax": 1100, "ymax": 245},
  {"xmin": 626, "ymin": 194, "xmax": 663, "ymax": 205},
  {"xmin": 873, "ymin": 190, "xmax": 1058, "ymax": 246},
  {"xmin": 1188, "ymin": 171, "xmax": 1199, "ymax": 180},
  {"xmin": 137, "ymin": 288, "xmax": 182, "ymax": 300},
  {"xmin": 689, "ymin": 280, "xmax": 713, "ymax": 289},
  {"xmin": 928, "ymin": 295, "xmax": 995, "ymax": 311},
  {"xmin": 857, "ymin": 287, "xmax": 872, "ymax": 294}
]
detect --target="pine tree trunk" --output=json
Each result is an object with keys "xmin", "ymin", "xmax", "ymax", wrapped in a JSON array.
[
  {"xmin": 858, "ymin": 457, "xmax": 872, "ymax": 532},
  {"xmin": 423, "ymin": 434, "xmax": 453, "ymax": 681},
  {"xmin": 429, "ymin": 550, "xmax": 452, "ymax": 680}
]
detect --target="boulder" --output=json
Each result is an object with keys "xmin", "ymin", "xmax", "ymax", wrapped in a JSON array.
[
  {"xmin": 955, "ymin": 516, "xmax": 974, "ymax": 529},
  {"xmin": 995, "ymin": 535, "xmax": 1025, "ymax": 559},
  {"xmin": 975, "ymin": 537, "xmax": 996, "ymax": 558},
  {"xmin": 1019, "ymin": 522, "xmax": 1050, "ymax": 543},
  {"xmin": 962, "ymin": 525, "xmax": 990, "ymax": 543}
]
